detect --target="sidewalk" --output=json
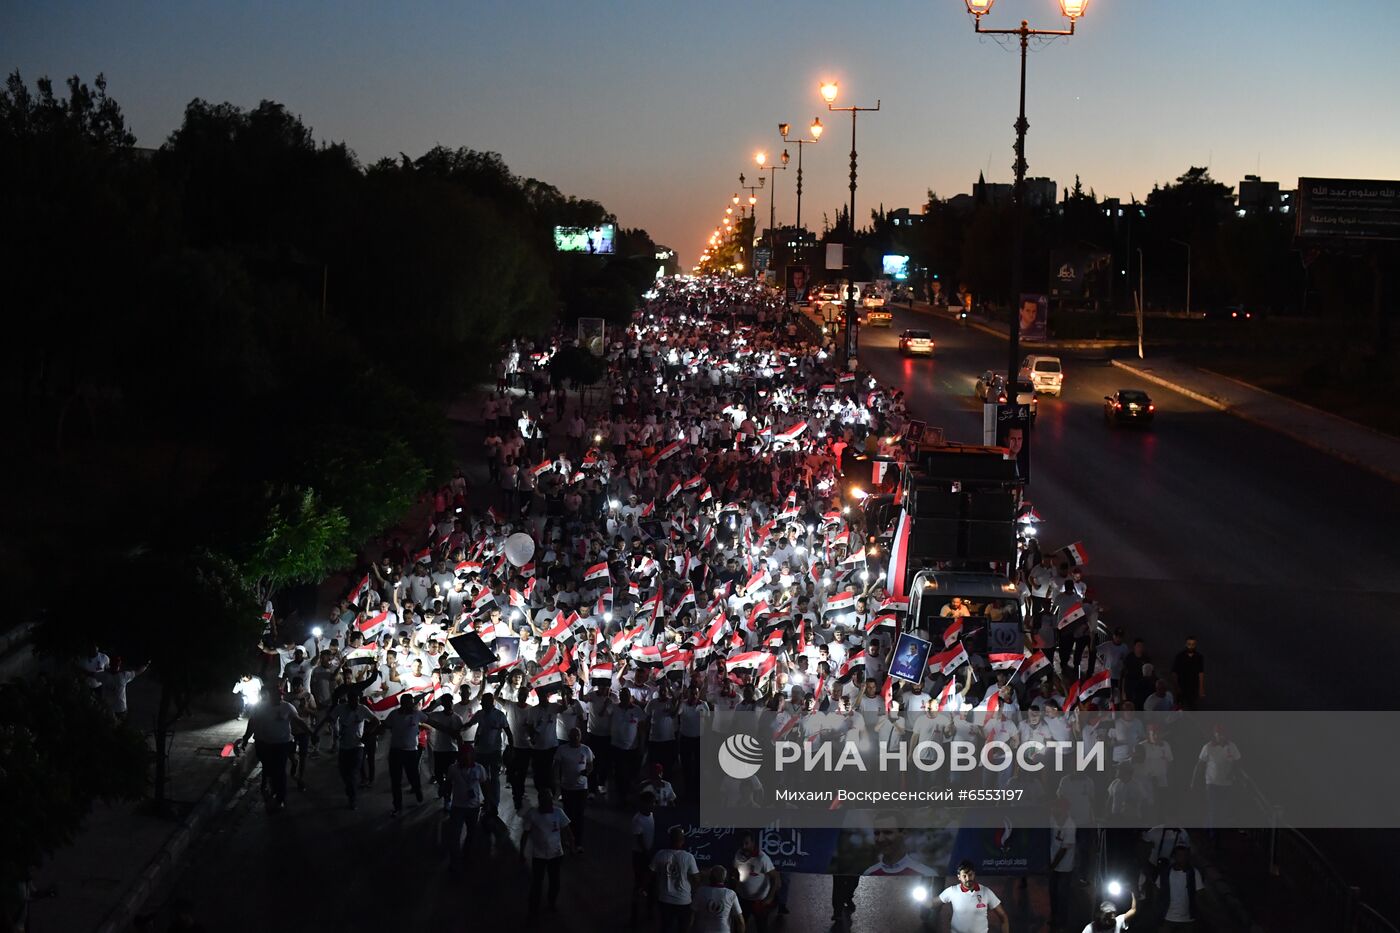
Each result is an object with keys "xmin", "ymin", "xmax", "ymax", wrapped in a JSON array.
[
  {"xmin": 1111, "ymin": 357, "xmax": 1400, "ymax": 483},
  {"xmin": 909, "ymin": 300, "xmax": 1147, "ymax": 351}
]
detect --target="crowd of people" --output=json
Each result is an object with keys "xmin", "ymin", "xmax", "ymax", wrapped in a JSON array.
[{"xmin": 227, "ymin": 276, "xmax": 1224, "ymax": 931}]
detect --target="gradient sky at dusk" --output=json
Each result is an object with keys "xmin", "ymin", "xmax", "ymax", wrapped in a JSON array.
[{"xmin": 6, "ymin": 0, "xmax": 1399, "ymax": 266}]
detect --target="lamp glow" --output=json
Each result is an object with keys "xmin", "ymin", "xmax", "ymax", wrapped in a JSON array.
[{"xmin": 819, "ymin": 81, "xmax": 839, "ymax": 104}]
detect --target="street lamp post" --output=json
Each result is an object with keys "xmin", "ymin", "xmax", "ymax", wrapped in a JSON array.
[
  {"xmin": 754, "ymin": 151, "xmax": 788, "ymax": 254},
  {"xmin": 821, "ymin": 80, "xmax": 880, "ymax": 368},
  {"xmin": 779, "ymin": 118, "xmax": 823, "ymax": 232},
  {"xmin": 738, "ymin": 174, "xmax": 765, "ymax": 277},
  {"xmin": 962, "ymin": 0, "xmax": 1088, "ymax": 383}
]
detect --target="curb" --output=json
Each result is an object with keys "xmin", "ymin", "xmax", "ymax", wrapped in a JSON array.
[
  {"xmin": 1111, "ymin": 359, "xmax": 1400, "ymax": 485},
  {"xmin": 1198, "ymin": 365, "xmax": 1400, "ymax": 445},
  {"xmin": 95, "ymin": 752, "xmax": 258, "ymax": 933}
]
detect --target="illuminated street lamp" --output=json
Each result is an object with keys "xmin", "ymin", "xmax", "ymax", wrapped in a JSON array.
[
  {"xmin": 754, "ymin": 150, "xmax": 788, "ymax": 253},
  {"xmin": 779, "ymin": 117, "xmax": 823, "ymax": 231},
  {"xmin": 820, "ymin": 79, "xmax": 880, "ymax": 367},
  {"xmin": 961, "ymin": 0, "xmax": 1087, "ymax": 382}
]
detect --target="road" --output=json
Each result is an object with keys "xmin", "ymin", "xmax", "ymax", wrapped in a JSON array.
[{"xmin": 858, "ymin": 303, "xmax": 1400, "ymax": 712}]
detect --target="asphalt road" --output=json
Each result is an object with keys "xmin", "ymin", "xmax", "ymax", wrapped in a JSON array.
[{"xmin": 858, "ymin": 304, "xmax": 1400, "ymax": 713}]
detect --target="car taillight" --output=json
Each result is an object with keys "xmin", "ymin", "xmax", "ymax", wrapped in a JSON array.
[
  {"xmin": 1114, "ymin": 402, "xmax": 1121, "ymax": 409},
  {"xmin": 1148, "ymin": 404, "xmax": 1155, "ymax": 412}
]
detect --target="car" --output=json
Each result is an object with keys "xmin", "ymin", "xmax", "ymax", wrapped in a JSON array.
[
  {"xmin": 1020, "ymin": 354, "xmax": 1063, "ymax": 396},
  {"xmin": 861, "ymin": 308, "xmax": 893, "ymax": 327},
  {"xmin": 1103, "ymin": 389, "xmax": 1155, "ymax": 426},
  {"xmin": 1014, "ymin": 378, "xmax": 1039, "ymax": 421},
  {"xmin": 809, "ymin": 283, "xmax": 843, "ymax": 307},
  {"xmin": 899, "ymin": 329, "xmax": 935, "ymax": 356}
]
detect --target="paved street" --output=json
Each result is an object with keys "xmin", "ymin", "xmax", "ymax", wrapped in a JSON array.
[{"xmin": 858, "ymin": 304, "xmax": 1400, "ymax": 712}]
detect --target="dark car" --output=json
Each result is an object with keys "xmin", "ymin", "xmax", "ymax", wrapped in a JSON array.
[{"xmin": 1103, "ymin": 389, "xmax": 1155, "ymax": 426}]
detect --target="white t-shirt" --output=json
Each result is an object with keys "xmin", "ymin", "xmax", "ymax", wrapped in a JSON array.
[
  {"xmin": 733, "ymin": 851, "xmax": 776, "ymax": 900},
  {"xmin": 1198, "ymin": 740, "xmax": 1241, "ymax": 785},
  {"xmin": 610, "ymin": 704, "xmax": 644, "ymax": 750},
  {"xmin": 632, "ymin": 811, "xmax": 656, "ymax": 851},
  {"xmin": 692, "ymin": 886, "xmax": 742, "ymax": 933},
  {"xmin": 554, "ymin": 743, "xmax": 595, "ymax": 791},
  {"xmin": 651, "ymin": 848, "xmax": 700, "ymax": 905},
  {"xmin": 938, "ymin": 883, "xmax": 1002, "ymax": 933},
  {"xmin": 521, "ymin": 806, "xmax": 571, "ymax": 859},
  {"xmin": 447, "ymin": 762, "xmax": 486, "ymax": 808},
  {"xmin": 647, "ymin": 699, "xmax": 678, "ymax": 742},
  {"xmin": 678, "ymin": 700, "xmax": 711, "ymax": 738}
]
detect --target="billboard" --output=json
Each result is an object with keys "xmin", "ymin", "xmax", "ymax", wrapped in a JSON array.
[
  {"xmin": 553, "ymin": 223, "xmax": 616, "ymax": 254},
  {"xmin": 995, "ymin": 403, "xmax": 1032, "ymax": 484},
  {"xmin": 1295, "ymin": 178, "xmax": 1400, "ymax": 241},
  {"xmin": 882, "ymin": 254, "xmax": 911, "ymax": 279},
  {"xmin": 785, "ymin": 264, "xmax": 812, "ymax": 303},
  {"xmin": 1018, "ymin": 293, "xmax": 1048, "ymax": 341}
]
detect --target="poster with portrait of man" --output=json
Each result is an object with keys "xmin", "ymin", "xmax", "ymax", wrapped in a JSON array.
[
  {"xmin": 1018, "ymin": 293, "xmax": 1048, "ymax": 341},
  {"xmin": 888, "ymin": 631, "xmax": 933, "ymax": 686},
  {"xmin": 785, "ymin": 265, "xmax": 812, "ymax": 304},
  {"xmin": 995, "ymin": 403, "xmax": 1032, "ymax": 484}
]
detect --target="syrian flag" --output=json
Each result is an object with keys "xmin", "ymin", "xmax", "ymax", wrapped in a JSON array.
[
  {"xmin": 630, "ymin": 643, "xmax": 663, "ymax": 667},
  {"xmin": 520, "ymin": 562, "xmax": 536, "ymax": 579},
  {"xmin": 641, "ymin": 500, "xmax": 656, "ymax": 518},
  {"xmin": 1063, "ymin": 679, "xmax": 1081, "ymax": 711},
  {"xmin": 796, "ymin": 618, "xmax": 808, "ymax": 654},
  {"xmin": 530, "ymin": 459, "xmax": 554, "ymax": 478},
  {"xmin": 745, "ymin": 601, "xmax": 771, "ymax": 633},
  {"xmin": 600, "ymin": 586, "xmax": 614, "ymax": 606},
  {"xmin": 684, "ymin": 474, "xmax": 705, "ymax": 490},
  {"xmin": 837, "ymin": 650, "xmax": 867, "ymax": 682},
  {"xmin": 627, "ymin": 580, "xmax": 641, "ymax": 599},
  {"xmin": 744, "ymin": 570, "xmax": 768, "ymax": 596},
  {"xmin": 838, "ymin": 371, "xmax": 857, "ymax": 384},
  {"xmin": 882, "ymin": 676, "xmax": 895, "ymax": 713},
  {"xmin": 841, "ymin": 549, "xmax": 866, "ymax": 566},
  {"xmin": 532, "ymin": 663, "xmax": 567, "ymax": 691},
  {"xmin": 699, "ymin": 484, "xmax": 714, "ymax": 503},
  {"xmin": 700, "ymin": 525, "xmax": 715, "ymax": 550},
  {"xmin": 661, "ymin": 648, "xmax": 693, "ymax": 674},
  {"xmin": 978, "ymin": 689, "xmax": 1002, "ymax": 716},
  {"xmin": 473, "ymin": 589, "xmax": 496, "ymax": 613},
  {"xmin": 590, "ymin": 663, "xmax": 614, "ymax": 685},
  {"xmin": 581, "ymin": 449, "xmax": 599, "ymax": 467},
  {"xmin": 358, "ymin": 610, "xmax": 391, "ymax": 641},
  {"xmin": 635, "ymin": 556, "xmax": 659, "ymax": 578},
  {"xmin": 931, "ymin": 643, "xmax": 969, "ymax": 676},
  {"xmin": 677, "ymin": 586, "xmax": 696, "ymax": 609},
  {"xmin": 989, "ymin": 652, "xmax": 1023, "ymax": 671},
  {"xmin": 880, "ymin": 596, "xmax": 910, "ymax": 615},
  {"xmin": 665, "ymin": 481, "xmax": 682, "ymax": 501},
  {"xmin": 936, "ymin": 678, "xmax": 958, "ymax": 712},
  {"xmin": 1057, "ymin": 541, "xmax": 1089, "ymax": 567},
  {"xmin": 942, "ymin": 619, "xmax": 964, "ymax": 647},
  {"xmin": 825, "ymin": 591, "xmax": 856, "ymax": 614},
  {"xmin": 1057, "ymin": 601, "xmax": 1087, "ymax": 630},
  {"xmin": 584, "ymin": 561, "xmax": 611, "ymax": 583},
  {"xmin": 822, "ymin": 510, "xmax": 843, "ymax": 526},
  {"xmin": 1077, "ymin": 668, "xmax": 1112, "ymax": 704},
  {"xmin": 1016, "ymin": 650, "xmax": 1050, "ymax": 682},
  {"xmin": 866, "ymin": 614, "xmax": 899, "ymax": 635},
  {"xmin": 541, "ymin": 612, "xmax": 573, "ymax": 642},
  {"xmin": 886, "ymin": 509, "xmax": 912, "ymax": 600},
  {"xmin": 775, "ymin": 421, "xmax": 808, "ymax": 443},
  {"xmin": 611, "ymin": 624, "xmax": 644, "ymax": 655},
  {"xmin": 412, "ymin": 546, "xmax": 433, "ymax": 565},
  {"xmin": 763, "ymin": 627, "xmax": 786, "ymax": 649},
  {"xmin": 726, "ymin": 650, "xmax": 768, "ymax": 673},
  {"xmin": 486, "ymin": 506, "xmax": 503, "ymax": 525},
  {"xmin": 347, "ymin": 574, "xmax": 370, "ymax": 607},
  {"xmin": 454, "ymin": 560, "xmax": 482, "ymax": 577},
  {"xmin": 832, "ymin": 529, "xmax": 851, "ymax": 549},
  {"xmin": 637, "ymin": 592, "xmax": 662, "ymax": 620},
  {"xmin": 651, "ymin": 440, "xmax": 684, "ymax": 464},
  {"xmin": 508, "ymin": 588, "xmax": 526, "ymax": 609}
]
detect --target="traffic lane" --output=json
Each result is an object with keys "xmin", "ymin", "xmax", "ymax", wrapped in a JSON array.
[
  {"xmin": 149, "ymin": 756, "xmax": 1051, "ymax": 932},
  {"xmin": 860, "ymin": 311, "xmax": 1400, "ymax": 710}
]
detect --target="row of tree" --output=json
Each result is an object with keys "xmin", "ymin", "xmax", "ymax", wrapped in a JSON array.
[{"xmin": 1, "ymin": 70, "xmax": 655, "ymax": 899}]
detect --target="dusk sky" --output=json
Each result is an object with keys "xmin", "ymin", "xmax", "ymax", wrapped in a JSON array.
[{"xmin": 7, "ymin": 0, "xmax": 1399, "ymax": 266}]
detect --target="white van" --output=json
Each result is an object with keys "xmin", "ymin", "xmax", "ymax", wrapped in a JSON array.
[{"xmin": 1021, "ymin": 355, "xmax": 1063, "ymax": 396}]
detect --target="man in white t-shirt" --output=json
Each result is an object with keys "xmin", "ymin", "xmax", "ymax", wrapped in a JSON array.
[
  {"xmin": 1192, "ymin": 724, "xmax": 1241, "ymax": 838},
  {"xmin": 693, "ymin": 865, "xmax": 745, "ymax": 933},
  {"xmin": 519, "ymin": 789, "xmax": 573, "ymax": 922},
  {"xmin": 937, "ymin": 861, "xmax": 1008, "ymax": 933},
  {"xmin": 554, "ymin": 727, "xmax": 594, "ymax": 852},
  {"xmin": 733, "ymin": 833, "xmax": 780, "ymax": 927},
  {"xmin": 651, "ymin": 827, "xmax": 701, "ymax": 930},
  {"xmin": 445, "ymin": 747, "xmax": 487, "ymax": 865}
]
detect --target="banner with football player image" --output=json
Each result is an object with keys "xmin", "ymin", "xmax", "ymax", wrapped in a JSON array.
[{"xmin": 995, "ymin": 403, "xmax": 1032, "ymax": 484}]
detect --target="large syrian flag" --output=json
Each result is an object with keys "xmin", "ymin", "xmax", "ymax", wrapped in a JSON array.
[
  {"xmin": 1057, "ymin": 541, "xmax": 1089, "ymax": 567},
  {"xmin": 1016, "ymin": 650, "xmax": 1050, "ymax": 681},
  {"xmin": 837, "ymin": 650, "xmax": 868, "ymax": 682},
  {"xmin": 473, "ymin": 588, "xmax": 497, "ymax": 613},
  {"xmin": 931, "ymin": 643, "xmax": 969, "ymax": 676},
  {"xmin": 824, "ymin": 591, "xmax": 856, "ymax": 615},
  {"xmin": 1057, "ymin": 601, "xmax": 1087, "ymax": 630},
  {"xmin": 358, "ymin": 610, "xmax": 391, "ymax": 641},
  {"xmin": 584, "ymin": 561, "xmax": 611, "ymax": 583},
  {"xmin": 886, "ymin": 509, "xmax": 912, "ymax": 600},
  {"xmin": 726, "ymin": 650, "xmax": 768, "ymax": 673},
  {"xmin": 532, "ymin": 663, "xmax": 568, "ymax": 691}
]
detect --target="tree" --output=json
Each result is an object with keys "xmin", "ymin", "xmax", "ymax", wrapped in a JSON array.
[
  {"xmin": 1, "ymin": 675, "xmax": 147, "ymax": 913},
  {"xmin": 32, "ymin": 551, "xmax": 262, "ymax": 808}
]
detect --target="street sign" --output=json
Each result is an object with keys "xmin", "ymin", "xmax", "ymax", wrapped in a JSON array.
[{"xmin": 754, "ymin": 247, "xmax": 772, "ymax": 273}]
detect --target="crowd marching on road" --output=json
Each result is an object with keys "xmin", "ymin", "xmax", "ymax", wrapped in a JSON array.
[{"xmin": 75, "ymin": 276, "xmax": 1232, "ymax": 933}]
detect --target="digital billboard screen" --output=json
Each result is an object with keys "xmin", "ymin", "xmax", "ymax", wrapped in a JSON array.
[
  {"xmin": 882, "ymin": 254, "xmax": 910, "ymax": 279},
  {"xmin": 554, "ymin": 223, "xmax": 616, "ymax": 254}
]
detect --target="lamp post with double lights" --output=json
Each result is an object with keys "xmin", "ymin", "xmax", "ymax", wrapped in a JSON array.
[
  {"xmin": 779, "ymin": 118, "xmax": 823, "ymax": 232},
  {"xmin": 753, "ymin": 150, "xmax": 788, "ymax": 253},
  {"xmin": 962, "ymin": 0, "xmax": 1088, "ymax": 383},
  {"xmin": 738, "ymin": 174, "xmax": 765, "ymax": 277},
  {"xmin": 820, "ymin": 80, "xmax": 879, "ymax": 368}
]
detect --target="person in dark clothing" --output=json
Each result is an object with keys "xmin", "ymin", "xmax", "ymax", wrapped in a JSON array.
[
  {"xmin": 1123, "ymin": 638, "xmax": 1152, "ymax": 709},
  {"xmin": 1171, "ymin": 636, "xmax": 1206, "ymax": 710}
]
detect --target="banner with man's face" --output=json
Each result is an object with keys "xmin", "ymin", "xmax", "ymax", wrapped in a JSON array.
[
  {"xmin": 785, "ymin": 265, "xmax": 811, "ymax": 304},
  {"xmin": 995, "ymin": 403, "xmax": 1032, "ymax": 484},
  {"xmin": 1018, "ymin": 294, "xmax": 1048, "ymax": 341}
]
